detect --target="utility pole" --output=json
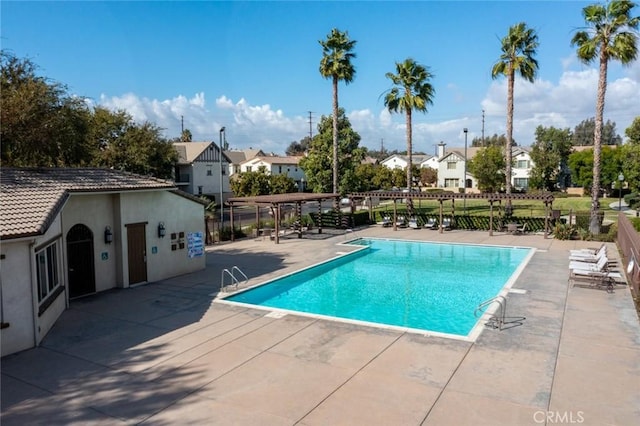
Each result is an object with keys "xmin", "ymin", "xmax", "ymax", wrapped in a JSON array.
[
  {"xmin": 308, "ymin": 111, "xmax": 314, "ymax": 140},
  {"xmin": 380, "ymin": 138, "xmax": 385, "ymax": 154},
  {"xmin": 181, "ymin": 115, "xmax": 184, "ymax": 134}
]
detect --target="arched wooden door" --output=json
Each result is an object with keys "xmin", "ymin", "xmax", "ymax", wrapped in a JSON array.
[{"xmin": 67, "ymin": 224, "xmax": 96, "ymax": 299}]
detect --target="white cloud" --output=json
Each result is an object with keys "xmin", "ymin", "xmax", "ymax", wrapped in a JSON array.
[{"xmin": 95, "ymin": 62, "xmax": 638, "ymax": 154}]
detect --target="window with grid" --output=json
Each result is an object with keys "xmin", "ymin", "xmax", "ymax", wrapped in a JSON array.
[
  {"xmin": 444, "ymin": 178, "xmax": 459, "ymax": 188},
  {"xmin": 447, "ymin": 162, "xmax": 457, "ymax": 170},
  {"xmin": 36, "ymin": 242, "xmax": 60, "ymax": 303}
]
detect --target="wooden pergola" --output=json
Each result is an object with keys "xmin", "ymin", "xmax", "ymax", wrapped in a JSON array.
[
  {"xmin": 348, "ymin": 191, "xmax": 556, "ymax": 237},
  {"xmin": 226, "ymin": 193, "xmax": 339, "ymax": 243}
]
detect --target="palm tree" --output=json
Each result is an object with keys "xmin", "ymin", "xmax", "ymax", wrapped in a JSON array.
[
  {"xmin": 491, "ymin": 22, "xmax": 539, "ymax": 207},
  {"xmin": 572, "ymin": 0, "xmax": 639, "ymax": 234},
  {"xmin": 319, "ymin": 28, "xmax": 356, "ymax": 207},
  {"xmin": 384, "ymin": 58, "xmax": 435, "ymax": 196}
]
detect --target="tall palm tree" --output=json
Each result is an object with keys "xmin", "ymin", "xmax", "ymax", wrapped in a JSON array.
[
  {"xmin": 319, "ymin": 28, "xmax": 356, "ymax": 206},
  {"xmin": 384, "ymin": 58, "xmax": 435, "ymax": 196},
  {"xmin": 572, "ymin": 0, "xmax": 639, "ymax": 234},
  {"xmin": 491, "ymin": 22, "xmax": 539, "ymax": 207}
]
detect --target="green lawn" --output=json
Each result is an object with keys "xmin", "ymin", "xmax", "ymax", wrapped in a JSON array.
[{"xmin": 375, "ymin": 196, "xmax": 621, "ymax": 221}]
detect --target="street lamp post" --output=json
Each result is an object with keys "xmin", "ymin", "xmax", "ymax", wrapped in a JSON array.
[
  {"xmin": 463, "ymin": 128, "xmax": 468, "ymax": 214},
  {"xmin": 219, "ymin": 126, "xmax": 226, "ymax": 227},
  {"xmin": 618, "ymin": 172, "xmax": 624, "ymax": 211}
]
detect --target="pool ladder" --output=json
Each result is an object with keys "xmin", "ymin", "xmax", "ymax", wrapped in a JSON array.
[
  {"xmin": 220, "ymin": 266, "xmax": 248, "ymax": 292},
  {"xmin": 474, "ymin": 295, "xmax": 525, "ymax": 331}
]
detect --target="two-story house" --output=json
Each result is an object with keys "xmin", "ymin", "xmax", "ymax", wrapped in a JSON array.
[
  {"xmin": 380, "ymin": 154, "xmax": 433, "ymax": 171},
  {"xmin": 240, "ymin": 156, "xmax": 307, "ymax": 190},
  {"xmin": 512, "ymin": 146, "xmax": 533, "ymax": 191},
  {"xmin": 224, "ymin": 148, "xmax": 264, "ymax": 177},
  {"xmin": 173, "ymin": 141, "xmax": 231, "ymax": 202}
]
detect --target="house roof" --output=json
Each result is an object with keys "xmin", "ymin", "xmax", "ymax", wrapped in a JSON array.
[
  {"xmin": 224, "ymin": 148, "xmax": 265, "ymax": 165},
  {"xmin": 243, "ymin": 156, "xmax": 301, "ymax": 166},
  {"xmin": 0, "ymin": 168, "xmax": 177, "ymax": 240},
  {"xmin": 381, "ymin": 154, "xmax": 432, "ymax": 165},
  {"xmin": 173, "ymin": 141, "xmax": 215, "ymax": 164}
]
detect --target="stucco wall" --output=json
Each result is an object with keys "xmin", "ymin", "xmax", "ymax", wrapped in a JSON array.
[
  {"xmin": 62, "ymin": 194, "xmax": 118, "ymax": 293},
  {"xmin": 118, "ymin": 191, "xmax": 206, "ymax": 284},
  {"xmin": 1, "ymin": 241, "xmax": 35, "ymax": 356}
]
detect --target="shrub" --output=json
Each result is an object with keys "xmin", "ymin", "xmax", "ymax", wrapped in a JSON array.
[
  {"xmin": 575, "ymin": 210, "xmax": 604, "ymax": 230},
  {"xmin": 554, "ymin": 223, "xmax": 576, "ymax": 240},
  {"xmin": 631, "ymin": 217, "xmax": 640, "ymax": 232}
]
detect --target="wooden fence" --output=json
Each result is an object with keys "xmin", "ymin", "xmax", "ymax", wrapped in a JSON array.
[{"xmin": 617, "ymin": 213, "xmax": 640, "ymax": 296}]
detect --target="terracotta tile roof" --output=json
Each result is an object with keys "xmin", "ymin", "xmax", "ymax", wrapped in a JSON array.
[{"xmin": 1, "ymin": 168, "xmax": 176, "ymax": 240}]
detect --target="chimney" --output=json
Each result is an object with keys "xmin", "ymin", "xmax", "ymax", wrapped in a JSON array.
[{"xmin": 437, "ymin": 142, "xmax": 446, "ymax": 158}]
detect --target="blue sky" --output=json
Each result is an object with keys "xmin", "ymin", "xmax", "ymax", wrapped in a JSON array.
[{"xmin": 2, "ymin": 1, "xmax": 639, "ymax": 154}]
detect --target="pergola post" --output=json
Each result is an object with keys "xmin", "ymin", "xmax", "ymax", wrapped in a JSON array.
[
  {"xmin": 318, "ymin": 202, "xmax": 322, "ymax": 234},
  {"xmin": 296, "ymin": 201, "xmax": 302, "ymax": 238},
  {"xmin": 393, "ymin": 199, "xmax": 398, "ymax": 231},
  {"xmin": 439, "ymin": 200, "xmax": 444, "ymax": 234},
  {"xmin": 544, "ymin": 200, "xmax": 550, "ymax": 239},
  {"xmin": 451, "ymin": 198, "xmax": 455, "ymax": 228},
  {"xmin": 489, "ymin": 200, "xmax": 494, "ymax": 236},
  {"xmin": 255, "ymin": 206, "xmax": 259, "ymax": 236},
  {"xmin": 275, "ymin": 204, "xmax": 281, "ymax": 244},
  {"xmin": 230, "ymin": 205, "xmax": 235, "ymax": 242}
]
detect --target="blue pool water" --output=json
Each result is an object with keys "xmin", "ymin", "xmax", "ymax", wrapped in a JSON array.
[{"xmin": 225, "ymin": 238, "xmax": 532, "ymax": 337}]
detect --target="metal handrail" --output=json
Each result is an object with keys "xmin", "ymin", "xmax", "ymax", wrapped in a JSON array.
[
  {"xmin": 474, "ymin": 295, "xmax": 507, "ymax": 330},
  {"xmin": 220, "ymin": 266, "xmax": 249, "ymax": 292}
]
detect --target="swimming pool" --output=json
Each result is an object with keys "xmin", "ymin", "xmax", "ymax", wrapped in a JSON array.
[{"xmin": 222, "ymin": 238, "xmax": 534, "ymax": 339}]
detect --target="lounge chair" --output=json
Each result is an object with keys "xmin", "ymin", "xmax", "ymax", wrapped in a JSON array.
[
  {"xmin": 569, "ymin": 269, "xmax": 624, "ymax": 291},
  {"xmin": 396, "ymin": 216, "xmax": 408, "ymax": 228},
  {"xmin": 425, "ymin": 217, "xmax": 437, "ymax": 230},
  {"xmin": 569, "ymin": 256, "xmax": 614, "ymax": 272},
  {"xmin": 440, "ymin": 217, "xmax": 452, "ymax": 231},
  {"xmin": 408, "ymin": 217, "xmax": 420, "ymax": 229},
  {"xmin": 515, "ymin": 223, "xmax": 527, "ymax": 234},
  {"xmin": 570, "ymin": 244, "xmax": 605, "ymax": 256},
  {"xmin": 381, "ymin": 216, "xmax": 392, "ymax": 227},
  {"xmin": 569, "ymin": 245, "xmax": 606, "ymax": 262}
]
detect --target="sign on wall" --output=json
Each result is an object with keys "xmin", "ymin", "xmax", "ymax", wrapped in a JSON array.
[{"xmin": 187, "ymin": 232, "xmax": 204, "ymax": 258}]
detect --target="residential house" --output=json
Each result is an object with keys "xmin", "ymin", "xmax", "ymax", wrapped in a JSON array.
[
  {"xmin": 0, "ymin": 168, "xmax": 206, "ymax": 356},
  {"xmin": 224, "ymin": 148, "xmax": 264, "ymax": 177},
  {"xmin": 173, "ymin": 141, "xmax": 231, "ymax": 203},
  {"xmin": 380, "ymin": 154, "xmax": 433, "ymax": 171},
  {"xmin": 512, "ymin": 146, "xmax": 533, "ymax": 191},
  {"xmin": 240, "ymin": 156, "xmax": 307, "ymax": 191}
]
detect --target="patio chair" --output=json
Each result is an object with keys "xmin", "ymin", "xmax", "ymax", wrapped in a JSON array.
[
  {"xmin": 569, "ymin": 269, "xmax": 624, "ymax": 291},
  {"xmin": 568, "ymin": 245, "xmax": 607, "ymax": 262},
  {"xmin": 396, "ymin": 216, "xmax": 408, "ymax": 228},
  {"xmin": 515, "ymin": 223, "xmax": 527, "ymax": 234},
  {"xmin": 408, "ymin": 217, "xmax": 420, "ymax": 229},
  {"xmin": 440, "ymin": 217, "xmax": 452, "ymax": 231},
  {"xmin": 425, "ymin": 217, "xmax": 438, "ymax": 230},
  {"xmin": 569, "ymin": 256, "xmax": 615, "ymax": 273},
  {"xmin": 381, "ymin": 216, "xmax": 392, "ymax": 227},
  {"xmin": 570, "ymin": 244, "xmax": 605, "ymax": 256}
]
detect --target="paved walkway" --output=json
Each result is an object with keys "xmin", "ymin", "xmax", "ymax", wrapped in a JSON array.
[{"xmin": 2, "ymin": 227, "xmax": 639, "ymax": 425}]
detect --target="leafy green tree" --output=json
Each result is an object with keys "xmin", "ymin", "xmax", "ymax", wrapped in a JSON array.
[
  {"xmin": 529, "ymin": 126, "xmax": 573, "ymax": 191},
  {"xmin": 269, "ymin": 173, "xmax": 296, "ymax": 194},
  {"xmin": 391, "ymin": 168, "xmax": 407, "ymax": 189},
  {"xmin": 621, "ymin": 143, "xmax": 640, "ymax": 191},
  {"xmin": 471, "ymin": 133, "xmax": 516, "ymax": 148},
  {"xmin": 572, "ymin": 117, "xmax": 622, "ymax": 145},
  {"xmin": 625, "ymin": 116, "xmax": 640, "ymax": 144},
  {"xmin": 1, "ymin": 51, "xmax": 94, "ymax": 166},
  {"xmin": 353, "ymin": 163, "xmax": 377, "ymax": 192},
  {"xmin": 467, "ymin": 146, "xmax": 506, "ymax": 192},
  {"xmin": 572, "ymin": 0, "xmax": 639, "ymax": 233},
  {"xmin": 492, "ymin": 22, "xmax": 539, "ymax": 196},
  {"xmin": 568, "ymin": 146, "xmax": 624, "ymax": 192},
  {"xmin": 420, "ymin": 167, "xmax": 438, "ymax": 186},
  {"xmin": 384, "ymin": 58, "xmax": 435, "ymax": 192},
  {"xmin": 230, "ymin": 166, "xmax": 271, "ymax": 196},
  {"xmin": 181, "ymin": 129, "xmax": 192, "ymax": 142},
  {"xmin": 319, "ymin": 28, "xmax": 357, "ymax": 206},
  {"xmin": 285, "ymin": 136, "xmax": 311, "ymax": 156},
  {"xmin": 371, "ymin": 165, "xmax": 394, "ymax": 189},
  {"xmin": 299, "ymin": 109, "xmax": 365, "ymax": 194}
]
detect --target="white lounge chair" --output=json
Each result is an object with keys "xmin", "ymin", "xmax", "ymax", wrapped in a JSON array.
[
  {"xmin": 569, "ymin": 256, "xmax": 613, "ymax": 272},
  {"xmin": 570, "ymin": 244, "xmax": 605, "ymax": 256},
  {"xmin": 381, "ymin": 216, "xmax": 392, "ymax": 227},
  {"xmin": 569, "ymin": 245, "xmax": 607, "ymax": 262},
  {"xmin": 425, "ymin": 217, "xmax": 437, "ymax": 230},
  {"xmin": 408, "ymin": 217, "xmax": 420, "ymax": 229},
  {"xmin": 440, "ymin": 217, "xmax": 452, "ymax": 231}
]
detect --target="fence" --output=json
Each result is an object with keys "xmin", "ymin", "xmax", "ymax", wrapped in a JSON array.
[{"xmin": 617, "ymin": 213, "xmax": 640, "ymax": 296}]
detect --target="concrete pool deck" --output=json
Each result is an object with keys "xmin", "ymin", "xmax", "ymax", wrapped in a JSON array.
[{"xmin": 2, "ymin": 227, "xmax": 639, "ymax": 425}]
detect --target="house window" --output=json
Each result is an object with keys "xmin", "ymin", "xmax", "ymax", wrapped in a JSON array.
[
  {"xmin": 198, "ymin": 186, "xmax": 203, "ymax": 195},
  {"xmin": 206, "ymin": 166, "xmax": 212, "ymax": 176},
  {"xmin": 246, "ymin": 166, "xmax": 252, "ymax": 172},
  {"xmin": 447, "ymin": 162, "xmax": 457, "ymax": 170},
  {"xmin": 36, "ymin": 242, "xmax": 60, "ymax": 303},
  {"xmin": 278, "ymin": 166, "xmax": 282, "ymax": 174},
  {"xmin": 514, "ymin": 178, "xmax": 529, "ymax": 190},
  {"xmin": 516, "ymin": 160, "xmax": 530, "ymax": 169},
  {"xmin": 444, "ymin": 178, "xmax": 459, "ymax": 188}
]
